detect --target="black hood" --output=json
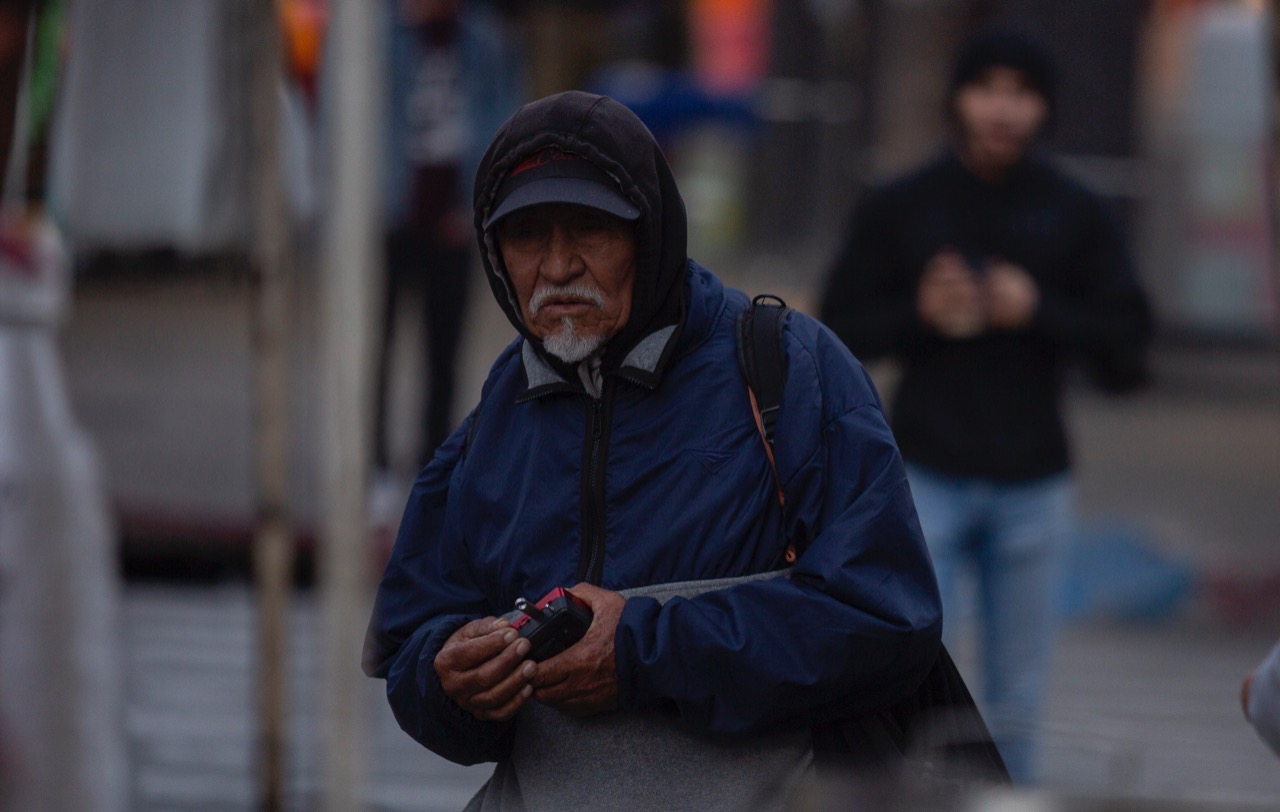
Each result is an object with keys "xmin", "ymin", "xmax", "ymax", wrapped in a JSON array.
[{"xmin": 473, "ymin": 91, "xmax": 689, "ymax": 381}]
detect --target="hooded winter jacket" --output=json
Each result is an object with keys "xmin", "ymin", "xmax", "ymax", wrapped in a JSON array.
[{"xmin": 363, "ymin": 92, "xmax": 942, "ymax": 771}]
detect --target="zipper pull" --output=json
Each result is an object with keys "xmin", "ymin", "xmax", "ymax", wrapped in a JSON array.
[{"xmin": 591, "ymin": 398, "xmax": 603, "ymax": 439}]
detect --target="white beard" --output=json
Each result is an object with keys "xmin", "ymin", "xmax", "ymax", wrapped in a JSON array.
[{"xmin": 542, "ymin": 316, "xmax": 606, "ymax": 363}]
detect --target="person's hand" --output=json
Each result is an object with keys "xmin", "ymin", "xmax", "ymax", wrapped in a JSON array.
[
  {"xmin": 531, "ymin": 583, "xmax": 627, "ymax": 717},
  {"xmin": 918, "ymin": 249, "xmax": 984, "ymax": 338},
  {"xmin": 1243, "ymin": 670, "xmax": 1256, "ymax": 720},
  {"xmin": 984, "ymin": 261, "xmax": 1040, "ymax": 330},
  {"xmin": 435, "ymin": 616, "xmax": 537, "ymax": 722}
]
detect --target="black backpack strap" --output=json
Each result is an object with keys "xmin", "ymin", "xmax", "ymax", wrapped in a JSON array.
[
  {"xmin": 736, "ymin": 294, "xmax": 790, "ymax": 446},
  {"xmin": 736, "ymin": 294, "xmax": 795, "ymax": 563}
]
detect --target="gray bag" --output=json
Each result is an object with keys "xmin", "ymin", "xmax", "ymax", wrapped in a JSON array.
[{"xmin": 465, "ymin": 570, "xmax": 815, "ymax": 812}]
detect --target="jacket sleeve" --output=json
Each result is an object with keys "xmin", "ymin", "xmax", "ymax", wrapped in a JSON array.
[
  {"xmin": 1032, "ymin": 194, "xmax": 1154, "ymax": 391},
  {"xmin": 362, "ymin": 414, "xmax": 514, "ymax": 765},
  {"xmin": 820, "ymin": 190, "xmax": 926, "ymax": 360},
  {"xmin": 613, "ymin": 322, "xmax": 942, "ymax": 734}
]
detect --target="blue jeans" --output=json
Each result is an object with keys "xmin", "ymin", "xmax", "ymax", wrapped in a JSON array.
[{"xmin": 906, "ymin": 464, "xmax": 1073, "ymax": 785}]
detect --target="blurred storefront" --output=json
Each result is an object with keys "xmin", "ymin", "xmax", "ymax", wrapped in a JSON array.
[
  {"xmin": 48, "ymin": 0, "xmax": 316, "ymax": 254},
  {"xmin": 1139, "ymin": 0, "xmax": 1276, "ymax": 343}
]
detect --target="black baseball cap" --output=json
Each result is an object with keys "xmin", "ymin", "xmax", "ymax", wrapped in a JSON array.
[{"xmin": 484, "ymin": 147, "xmax": 641, "ymax": 229}]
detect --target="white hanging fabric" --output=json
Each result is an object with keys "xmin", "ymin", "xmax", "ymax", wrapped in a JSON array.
[{"xmin": 0, "ymin": 8, "xmax": 127, "ymax": 809}]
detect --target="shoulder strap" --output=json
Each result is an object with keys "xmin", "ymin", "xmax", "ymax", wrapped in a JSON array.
[
  {"xmin": 736, "ymin": 294, "xmax": 790, "ymax": 446},
  {"xmin": 736, "ymin": 294, "xmax": 796, "ymax": 564}
]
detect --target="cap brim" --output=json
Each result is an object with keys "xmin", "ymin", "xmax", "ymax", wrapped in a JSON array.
[{"xmin": 484, "ymin": 177, "xmax": 640, "ymax": 229}]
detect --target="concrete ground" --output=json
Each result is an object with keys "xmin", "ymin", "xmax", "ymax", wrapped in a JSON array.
[{"xmin": 55, "ymin": 261, "xmax": 1280, "ymax": 807}]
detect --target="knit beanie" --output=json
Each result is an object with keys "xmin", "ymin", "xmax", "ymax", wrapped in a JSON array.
[{"xmin": 949, "ymin": 27, "xmax": 1056, "ymax": 114}]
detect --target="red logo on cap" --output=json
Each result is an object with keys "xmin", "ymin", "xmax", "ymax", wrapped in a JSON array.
[{"xmin": 510, "ymin": 147, "xmax": 580, "ymax": 177}]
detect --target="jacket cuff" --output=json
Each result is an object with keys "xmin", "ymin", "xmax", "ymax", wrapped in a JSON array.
[
  {"xmin": 613, "ymin": 596, "xmax": 663, "ymax": 711},
  {"xmin": 399, "ymin": 614, "xmax": 516, "ymax": 764},
  {"xmin": 423, "ymin": 617, "xmax": 486, "ymax": 725}
]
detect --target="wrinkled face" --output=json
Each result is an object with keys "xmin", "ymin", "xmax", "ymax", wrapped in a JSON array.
[
  {"xmin": 954, "ymin": 66, "xmax": 1048, "ymax": 171},
  {"xmin": 497, "ymin": 203, "xmax": 637, "ymax": 363}
]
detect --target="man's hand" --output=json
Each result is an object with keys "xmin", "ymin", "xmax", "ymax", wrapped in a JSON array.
[
  {"xmin": 984, "ymin": 261, "xmax": 1040, "ymax": 330},
  {"xmin": 435, "ymin": 617, "xmax": 537, "ymax": 722},
  {"xmin": 531, "ymin": 583, "xmax": 627, "ymax": 717},
  {"xmin": 918, "ymin": 250, "xmax": 984, "ymax": 338}
]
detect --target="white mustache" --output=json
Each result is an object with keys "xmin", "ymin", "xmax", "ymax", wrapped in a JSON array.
[{"xmin": 529, "ymin": 283, "xmax": 605, "ymax": 315}]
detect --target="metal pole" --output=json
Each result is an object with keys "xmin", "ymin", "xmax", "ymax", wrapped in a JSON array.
[
  {"xmin": 319, "ymin": 0, "xmax": 381, "ymax": 809},
  {"xmin": 246, "ymin": 2, "xmax": 294, "ymax": 811}
]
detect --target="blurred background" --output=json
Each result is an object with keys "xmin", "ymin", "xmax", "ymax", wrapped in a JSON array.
[{"xmin": 1, "ymin": 0, "xmax": 1279, "ymax": 810}]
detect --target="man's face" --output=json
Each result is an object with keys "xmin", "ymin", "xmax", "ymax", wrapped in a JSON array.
[
  {"xmin": 497, "ymin": 203, "xmax": 637, "ymax": 363},
  {"xmin": 954, "ymin": 66, "xmax": 1048, "ymax": 170}
]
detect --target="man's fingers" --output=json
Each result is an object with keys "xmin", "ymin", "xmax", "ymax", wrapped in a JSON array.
[
  {"xmin": 463, "ymin": 635, "xmax": 532, "ymax": 689},
  {"xmin": 441, "ymin": 617, "xmax": 508, "ymax": 653},
  {"xmin": 529, "ymin": 657, "xmax": 571, "ymax": 691},
  {"xmin": 532, "ymin": 683, "xmax": 565, "ymax": 707},
  {"xmin": 475, "ymin": 682, "xmax": 535, "ymax": 723},
  {"xmin": 469, "ymin": 658, "xmax": 538, "ymax": 716},
  {"xmin": 438, "ymin": 623, "xmax": 517, "ymax": 673},
  {"xmin": 437, "ymin": 632, "xmax": 537, "ymax": 718},
  {"xmin": 530, "ymin": 659, "xmax": 575, "ymax": 704},
  {"xmin": 453, "ymin": 616, "xmax": 509, "ymax": 642}
]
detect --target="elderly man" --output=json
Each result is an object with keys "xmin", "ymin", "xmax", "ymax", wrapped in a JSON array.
[{"xmin": 364, "ymin": 91, "xmax": 944, "ymax": 810}]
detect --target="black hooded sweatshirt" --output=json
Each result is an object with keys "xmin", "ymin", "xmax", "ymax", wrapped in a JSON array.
[
  {"xmin": 821, "ymin": 151, "xmax": 1153, "ymax": 482},
  {"xmin": 473, "ymin": 91, "xmax": 689, "ymax": 386}
]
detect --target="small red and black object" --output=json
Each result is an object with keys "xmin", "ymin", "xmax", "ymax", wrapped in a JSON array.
[{"xmin": 501, "ymin": 587, "xmax": 594, "ymax": 662}]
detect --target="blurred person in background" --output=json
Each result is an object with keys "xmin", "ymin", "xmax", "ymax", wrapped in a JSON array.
[
  {"xmin": 1243, "ymin": 639, "xmax": 1280, "ymax": 757},
  {"xmin": 819, "ymin": 28, "xmax": 1152, "ymax": 784},
  {"xmin": 372, "ymin": 0, "xmax": 523, "ymax": 520}
]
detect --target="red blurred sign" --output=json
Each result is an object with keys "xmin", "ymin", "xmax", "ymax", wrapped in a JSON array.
[{"xmin": 690, "ymin": 0, "xmax": 772, "ymax": 95}]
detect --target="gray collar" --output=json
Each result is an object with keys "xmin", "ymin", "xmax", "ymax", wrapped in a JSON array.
[
  {"xmin": 521, "ymin": 341, "xmax": 564, "ymax": 391},
  {"xmin": 518, "ymin": 323, "xmax": 679, "ymax": 399}
]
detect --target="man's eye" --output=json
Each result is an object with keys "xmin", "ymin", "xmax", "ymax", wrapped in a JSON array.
[{"xmin": 502, "ymin": 224, "xmax": 544, "ymax": 243}]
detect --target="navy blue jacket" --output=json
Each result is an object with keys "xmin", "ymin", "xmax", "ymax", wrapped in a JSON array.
[{"xmin": 363, "ymin": 261, "xmax": 942, "ymax": 766}]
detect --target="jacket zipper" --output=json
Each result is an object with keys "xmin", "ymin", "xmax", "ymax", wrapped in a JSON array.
[{"xmin": 579, "ymin": 391, "xmax": 609, "ymax": 584}]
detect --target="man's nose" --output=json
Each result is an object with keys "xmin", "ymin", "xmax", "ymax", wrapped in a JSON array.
[{"xmin": 540, "ymin": 225, "xmax": 583, "ymax": 283}]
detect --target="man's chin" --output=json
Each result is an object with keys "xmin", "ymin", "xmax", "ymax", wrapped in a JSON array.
[{"xmin": 542, "ymin": 325, "xmax": 606, "ymax": 364}]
